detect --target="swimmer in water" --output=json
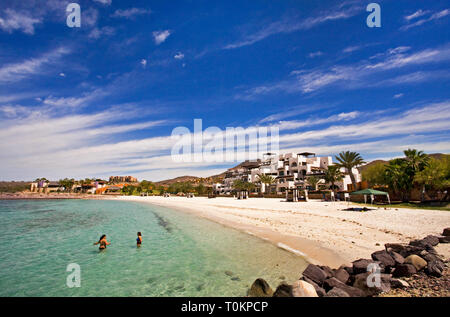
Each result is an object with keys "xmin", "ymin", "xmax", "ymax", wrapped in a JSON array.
[
  {"xmin": 94, "ymin": 234, "xmax": 110, "ymax": 250},
  {"xmin": 136, "ymin": 232, "xmax": 142, "ymax": 247}
]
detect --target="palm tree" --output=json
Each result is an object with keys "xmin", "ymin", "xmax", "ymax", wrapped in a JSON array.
[
  {"xmin": 257, "ymin": 174, "xmax": 275, "ymax": 194},
  {"xmin": 324, "ymin": 165, "xmax": 344, "ymax": 196},
  {"xmin": 404, "ymin": 149, "xmax": 429, "ymax": 173},
  {"xmin": 385, "ymin": 158, "xmax": 411, "ymax": 202},
  {"xmin": 335, "ymin": 151, "xmax": 365, "ymax": 190},
  {"xmin": 307, "ymin": 176, "xmax": 320, "ymax": 191}
]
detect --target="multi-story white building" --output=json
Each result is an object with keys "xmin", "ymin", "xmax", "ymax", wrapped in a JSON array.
[{"xmin": 217, "ymin": 152, "xmax": 361, "ymax": 194}]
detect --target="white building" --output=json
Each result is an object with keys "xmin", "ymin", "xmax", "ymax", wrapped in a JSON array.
[{"xmin": 218, "ymin": 152, "xmax": 361, "ymax": 194}]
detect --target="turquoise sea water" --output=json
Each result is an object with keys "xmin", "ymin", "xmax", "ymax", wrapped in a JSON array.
[{"xmin": 0, "ymin": 199, "xmax": 308, "ymax": 296}]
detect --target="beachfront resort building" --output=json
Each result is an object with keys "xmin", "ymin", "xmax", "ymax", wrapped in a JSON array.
[
  {"xmin": 215, "ymin": 152, "xmax": 361, "ymax": 195},
  {"xmin": 109, "ymin": 176, "xmax": 138, "ymax": 183}
]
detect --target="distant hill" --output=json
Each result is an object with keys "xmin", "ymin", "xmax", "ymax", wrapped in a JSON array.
[{"xmin": 358, "ymin": 153, "xmax": 447, "ymax": 172}]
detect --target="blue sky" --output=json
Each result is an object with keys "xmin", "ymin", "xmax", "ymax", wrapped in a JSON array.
[{"xmin": 0, "ymin": 0, "xmax": 449, "ymax": 181}]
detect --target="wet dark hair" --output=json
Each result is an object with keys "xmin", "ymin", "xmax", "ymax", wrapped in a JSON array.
[
  {"xmin": 137, "ymin": 232, "xmax": 142, "ymax": 236},
  {"xmin": 98, "ymin": 234, "xmax": 106, "ymax": 242}
]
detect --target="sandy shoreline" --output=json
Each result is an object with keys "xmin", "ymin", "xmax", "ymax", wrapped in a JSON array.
[{"xmin": 115, "ymin": 196, "xmax": 450, "ymax": 268}]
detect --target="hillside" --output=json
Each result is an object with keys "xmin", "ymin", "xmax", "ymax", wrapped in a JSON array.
[{"xmin": 358, "ymin": 153, "xmax": 447, "ymax": 172}]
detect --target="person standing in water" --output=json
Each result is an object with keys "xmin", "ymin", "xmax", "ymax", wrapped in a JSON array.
[
  {"xmin": 94, "ymin": 234, "xmax": 110, "ymax": 250},
  {"xmin": 136, "ymin": 232, "xmax": 142, "ymax": 247}
]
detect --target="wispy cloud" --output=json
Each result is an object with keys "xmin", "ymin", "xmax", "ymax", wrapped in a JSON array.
[
  {"xmin": 404, "ymin": 9, "xmax": 429, "ymax": 21},
  {"xmin": 401, "ymin": 9, "xmax": 449, "ymax": 31},
  {"xmin": 88, "ymin": 26, "xmax": 115, "ymax": 39},
  {"xmin": 236, "ymin": 45, "xmax": 450, "ymax": 98},
  {"xmin": 0, "ymin": 9, "xmax": 42, "ymax": 34},
  {"xmin": 308, "ymin": 51, "xmax": 323, "ymax": 58},
  {"xmin": 152, "ymin": 30, "xmax": 171, "ymax": 45},
  {"xmin": 111, "ymin": 8, "xmax": 151, "ymax": 19},
  {"xmin": 0, "ymin": 47, "xmax": 71, "ymax": 84},
  {"xmin": 93, "ymin": 0, "xmax": 112, "ymax": 5},
  {"xmin": 224, "ymin": 3, "xmax": 361, "ymax": 49},
  {"xmin": 174, "ymin": 52, "xmax": 184, "ymax": 60}
]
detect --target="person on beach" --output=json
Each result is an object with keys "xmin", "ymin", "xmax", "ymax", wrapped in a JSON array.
[
  {"xmin": 136, "ymin": 232, "xmax": 142, "ymax": 247},
  {"xmin": 94, "ymin": 234, "xmax": 110, "ymax": 250}
]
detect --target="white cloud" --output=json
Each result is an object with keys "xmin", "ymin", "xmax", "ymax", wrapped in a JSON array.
[
  {"xmin": 93, "ymin": 0, "xmax": 112, "ymax": 5},
  {"xmin": 140, "ymin": 59, "xmax": 147, "ymax": 68},
  {"xmin": 404, "ymin": 10, "xmax": 429, "ymax": 21},
  {"xmin": 111, "ymin": 8, "xmax": 151, "ymax": 19},
  {"xmin": 0, "ymin": 47, "xmax": 70, "ymax": 84},
  {"xmin": 224, "ymin": 3, "xmax": 361, "ymax": 49},
  {"xmin": 174, "ymin": 52, "xmax": 184, "ymax": 60},
  {"xmin": 0, "ymin": 99, "xmax": 449, "ymax": 180},
  {"xmin": 237, "ymin": 45, "xmax": 450, "ymax": 98},
  {"xmin": 308, "ymin": 51, "xmax": 323, "ymax": 58},
  {"xmin": 88, "ymin": 26, "xmax": 115, "ymax": 39},
  {"xmin": 0, "ymin": 9, "xmax": 42, "ymax": 35},
  {"xmin": 59, "ymin": 72, "xmax": 66, "ymax": 77},
  {"xmin": 152, "ymin": 30, "xmax": 171, "ymax": 45},
  {"xmin": 401, "ymin": 9, "xmax": 450, "ymax": 31},
  {"xmin": 393, "ymin": 93, "xmax": 404, "ymax": 99}
]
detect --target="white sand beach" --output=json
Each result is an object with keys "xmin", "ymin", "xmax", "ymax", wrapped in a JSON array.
[{"xmin": 117, "ymin": 196, "xmax": 450, "ymax": 268}]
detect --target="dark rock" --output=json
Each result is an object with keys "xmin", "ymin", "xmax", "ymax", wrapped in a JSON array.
[
  {"xmin": 392, "ymin": 264, "xmax": 417, "ymax": 277},
  {"xmin": 273, "ymin": 283, "xmax": 293, "ymax": 297},
  {"xmin": 442, "ymin": 228, "xmax": 450, "ymax": 236},
  {"xmin": 248, "ymin": 278, "xmax": 273, "ymax": 297},
  {"xmin": 320, "ymin": 266, "xmax": 334, "ymax": 279},
  {"xmin": 342, "ymin": 265, "xmax": 354, "ymax": 275},
  {"xmin": 425, "ymin": 260, "xmax": 444, "ymax": 277},
  {"xmin": 410, "ymin": 239, "xmax": 433, "ymax": 249},
  {"xmin": 420, "ymin": 251, "xmax": 443, "ymax": 263},
  {"xmin": 300, "ymin": 276, "xmax": 326, "ymax": 297},
  {"xmin": 438, "ymin": 235, "xmax": 450, "ymax": 243},
  {"xmin": 301, "ymin": 264, "xmax": 328, "ymax": 285},
  {"xmin": 389, "ymin": 251, "xmax": 405, "ymax": 265},
  {"xmin": 385, "ymin": 243, "xmax": 406, "ymax": 254},
  {"xmin": 323, "ymin": 277, "xmax": 345, "ymax": 292},
  {"xmin": 371, "ymin": 250, "xmax": 395, "ymax": 268},
  {"xmin": 352, "ymin": 272, "xmax": 391, "ymax": 296},
  {"xmin": 422, "ymin": 235, "xmax": 440, "ymax": 246},
  {"xmin": 324, "ymin": 287, "xmax": 350, "ymax": 297},
  {"xmin": 224, "ymin": 271, "xmax": 234, "ymax": 277},
  {"xmin": 333, "ymin": 268, "xmax": 350, "ymax": 284},
  {"xmin": 352, "ymin": 258, "xmax": 377, "ymax": 274},
  {"xmin": 323, "ymin": 277, "xmax": 366, "ymax": 297}
]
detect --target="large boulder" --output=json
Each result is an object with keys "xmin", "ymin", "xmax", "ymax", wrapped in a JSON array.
[
  {"xmin": 322, "ymin": 278, "xmax": 367, "ymax": 297},
  {"xmin": 389, "ymin": 251, "xmax": 405, "ymax": 265},
  {"xmin": 352, "ymin": 258, "xmax": 379, "ymax": 274},
  {"xmin": 352, "ymin": 272, "xmax": 391, "ymax": 296},
  {"xmin": 248, "ymin": 278, "xmax": 273, "ymax": 297},
  {"xmin": 385, "ymin": 243, "xmax": 406, "ymax": 254},
  {"xmin": 273, "ymin": 283, "xmax": 293, "ymax": 297},
  {"xmin": 392, "ymin": 264, "xmax": 417, "ymax": 277},
  {"xmin": 442, "ymin": 228, "xmax": 450, "ymax": 236},
  {"xmin": 404, "ymin": 255, "xmax": 427, "ymax": 271},
  {"xmin": 300, "ymin": 276, "xmax": 326, "ymax": 297},
  {"xmin": 323, "ymin": 277, "xmax": 345, "ymax": 292},
  {"xmin": 422, "ymin": 235, "xmax": 440, "ymax": 246},
  {"xmin": 410, "ymin": 239, "xmax": 433, "ymax": 249},
  {"xmin": 325, "ymin": 287, "xmax": 350, "ymax": 297},
  {"xmin": 333, "ymin": 268, "xmax": 350, "ymax": 284},
  {"xmin": 371, "ymin": 250, "xmax": 395, "ymax": 268},
  {"xmin": 319, "ymin": 266, "xmax": 334, "ymax": 279},
  {"xmin": 301, "ymin": 264, "xmax": 328, "ymax": 285},
  {"xmin": 425, "ymin": 260, "xmax": 445, "ymax": 277},
  {"xmin": 292, "ymin": 280, "xmax": 318, "ymax": 297}
]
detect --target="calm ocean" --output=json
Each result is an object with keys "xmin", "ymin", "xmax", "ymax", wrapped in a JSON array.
[{"xmin": 0, "ymin": 199, "xmax": 307, "ymax": 296}]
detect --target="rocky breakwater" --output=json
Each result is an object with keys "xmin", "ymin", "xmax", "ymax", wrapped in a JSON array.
[{"xmin": 248, "ymin": 228, "xmax": 450, "ymax": 297}]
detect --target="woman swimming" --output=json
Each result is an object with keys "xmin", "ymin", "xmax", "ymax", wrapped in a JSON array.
[
  {"xmin": 136, "ymin": 232, "xmax": 142, "ymax": 247},
  {"xmin": 94, "ymin": 234, "xmax": 110, "ymax": 250}
]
